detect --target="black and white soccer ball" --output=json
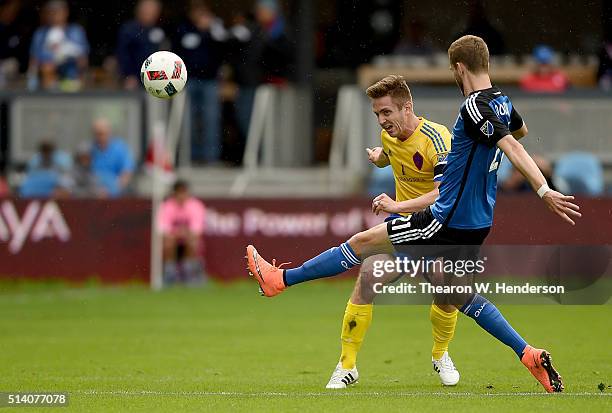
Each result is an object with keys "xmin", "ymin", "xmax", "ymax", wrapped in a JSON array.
[{"xmin": 140, "ymin": 51, "xmax": 187, "ymax": 99}]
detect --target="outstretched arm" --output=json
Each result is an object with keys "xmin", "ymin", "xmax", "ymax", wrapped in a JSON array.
[{"xmin": 497, "ymin": 135, "xmax": 581, "ymax": 225}]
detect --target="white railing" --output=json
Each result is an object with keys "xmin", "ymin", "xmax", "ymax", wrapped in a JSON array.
[
  {"xmin": 329, "ymin": 85, "xmax": 374, "ymax": 176},
  {"xmin": 230, "ymin": 85, "xmax": 313, "ymax": 196}
]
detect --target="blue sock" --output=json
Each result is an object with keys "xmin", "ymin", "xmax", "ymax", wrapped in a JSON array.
[
  {"xmin": 461, "ymin": 294, "xmax": 528, "ymax": 358},
  {"xmin": 284, "ymin": 242, "xmax": 360, "ymax": 286}
]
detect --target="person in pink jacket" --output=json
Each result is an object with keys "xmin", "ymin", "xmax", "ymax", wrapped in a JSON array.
[{"xmin": 157, "ymin": 179, "xmax": 206, "ymax": 284}]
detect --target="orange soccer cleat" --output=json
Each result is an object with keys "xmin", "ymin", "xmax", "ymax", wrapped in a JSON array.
[
  {"xmin": 245, "ymin": 245, "xmax": 289, "ymax": 297},
  {"xmin": 521, "ymin": 345, "xmax": 564, "ymax": 393}
]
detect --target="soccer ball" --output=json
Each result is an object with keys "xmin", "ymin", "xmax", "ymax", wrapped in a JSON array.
[{"xmin": 140, "ymin": 51, "xmax": 187, "ymax": 99}]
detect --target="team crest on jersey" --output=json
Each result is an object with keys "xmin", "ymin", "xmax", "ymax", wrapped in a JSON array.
[
  {"xmin": 480, "ymin": 120, "xmax": 494, "ymax": 137},
  {"xmin": 413, "ymin": 151, "xmax": 424, "ymax": 170}
]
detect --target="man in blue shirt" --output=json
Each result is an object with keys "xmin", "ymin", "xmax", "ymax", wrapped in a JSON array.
[
  {"xmin": 28, "ymin": 0, "xmax": 89, "ymax": 91},
  {"xmin": 90, "ymin": 118, "xmax": 135, "ymax": 196},
  {"xmin": 116, "ymin": 0, "xmax": 165, "ymax": 90},
  {"xmin": 19, "ymin": 140, "xmax": 72, "ymax": 198},
  {"xmin": 246, "ymin": 36, "xmax": 581, "ymax": 393}
]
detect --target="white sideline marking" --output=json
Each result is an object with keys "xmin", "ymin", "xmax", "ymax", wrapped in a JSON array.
[{"xmin": 75, "ymin": 390, "xmax": 610, "ymax": 397}]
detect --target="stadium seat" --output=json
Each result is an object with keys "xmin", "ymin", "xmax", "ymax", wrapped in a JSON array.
[{"xmin": 552, "ymin": 152, "xmax": 604, "ymax": 196}]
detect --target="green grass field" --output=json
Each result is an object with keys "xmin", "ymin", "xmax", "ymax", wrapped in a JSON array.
[{"xmin": 0, "ymin": 281, "xmax": 610, "ymax": 412}]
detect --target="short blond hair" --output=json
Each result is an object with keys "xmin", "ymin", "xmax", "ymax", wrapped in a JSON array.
[
  {"xmin": 366, "ymin": 75, "xmax": 412, "ymax": 107},
  {"xmin": 448, "ymin": 35, "xmax": 489, "ymax": 73}
]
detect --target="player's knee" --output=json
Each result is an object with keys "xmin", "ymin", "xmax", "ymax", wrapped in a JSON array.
[
  {"xmin": 348, "ymin": 229, "xmax": 375, "ymax": 255},
  {"xmin": 358, "ymin": 265, "xmax": 376, "ymax": 288}
]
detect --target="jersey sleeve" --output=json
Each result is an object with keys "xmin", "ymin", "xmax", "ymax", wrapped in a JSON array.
[
  {"xmin": 461, "ymin": 97, "xmax": 511, "ymax": 147},
  {"xmin": 509, "ymin": 106, "xmax": 524, "ymax": 132},
  {"xmin": 425, "ymin": 125, "xmax": 451, "ymax": 182},
  {"xmin": 380, "ymin": 130, "xmax": 390, "ymax": 156}
]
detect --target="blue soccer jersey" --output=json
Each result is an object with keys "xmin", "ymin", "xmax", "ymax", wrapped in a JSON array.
[{"xmin": 430, "ymin": 86, "xmax": 524, "ymax": 229}]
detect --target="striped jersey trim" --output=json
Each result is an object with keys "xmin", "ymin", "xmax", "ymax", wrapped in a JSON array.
[
  {"xmin": 421, "ymin": 123, "xmax": 448, "ymax": 152},
  {"xmin": 465, "ymin": 92, "xmax": 482, "ymax": 123}
]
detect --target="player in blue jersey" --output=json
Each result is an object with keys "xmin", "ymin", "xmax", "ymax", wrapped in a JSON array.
[{"xmin": 246, "ymin": 35, "xmax": 580, "ymax": 393}]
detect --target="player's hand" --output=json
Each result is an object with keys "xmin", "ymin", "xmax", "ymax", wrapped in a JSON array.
[
  {"xmin": 372, "ymin": 193, "xmax": 400, "ymax": 215},
  {"xmin": 365, "ymin": 147, "xmax": 385, "ymax": 164},
  {"xmin": 542, "ymin": 190, "xmax": 581, "ymax": 225}
]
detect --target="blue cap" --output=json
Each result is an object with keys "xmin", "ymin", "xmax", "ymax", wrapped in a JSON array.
[{"xmin": 533, "ymin": 45, "xmax": 554, "ymax": 64}]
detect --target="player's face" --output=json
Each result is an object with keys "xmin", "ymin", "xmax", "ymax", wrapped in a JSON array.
[{"xmin": 372, "ymin": 96, "xmax": 407, "ymax": 137}]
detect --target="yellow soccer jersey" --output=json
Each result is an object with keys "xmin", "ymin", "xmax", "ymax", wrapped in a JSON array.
[{"xmin": 380, "ymin": 117, "xmax": 451, "ymax": 215}]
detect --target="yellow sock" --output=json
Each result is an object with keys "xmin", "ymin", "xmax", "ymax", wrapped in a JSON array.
[
  {"xmin": 430, "ymin": 304, "xmax": 458, "ymax": 360},
  {"xmin": 340, "ymin": 300, "xmax": 373, "ymax": 369}
]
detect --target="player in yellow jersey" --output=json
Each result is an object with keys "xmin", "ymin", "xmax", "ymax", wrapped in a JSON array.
[
  {"xmin": 245, "ymin": 74, "xmax": 458, "ymax": 387},
  {"xmin": 325, "ymin": 75, "xmax": 459, "ymax": 388}
]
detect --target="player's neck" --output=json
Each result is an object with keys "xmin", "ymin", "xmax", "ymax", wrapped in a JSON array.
[
  {"xmin": 462, "ymin": 72, "xmax": 492, "ymax": 96},
  {"xmin": 397, "ymin": 114, "xmax": 421, "ymax": 141}
]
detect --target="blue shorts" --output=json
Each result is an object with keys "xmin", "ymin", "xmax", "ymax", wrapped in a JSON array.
[{"xmin": 384, "ymin": 213, "xmax": 404, "ymax": 223}]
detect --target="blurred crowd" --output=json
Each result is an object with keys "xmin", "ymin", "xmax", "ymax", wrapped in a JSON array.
[
  {"xmin": 0, "ymin": 0, "xmax": 610, "ymax": 199},
  {"xmin": 0, "ymin": 0, "xmax": 295, "ymax": 169},
  {"xmin": 17, "ymin": 117, "xmax": 134, "ymax": 199}
]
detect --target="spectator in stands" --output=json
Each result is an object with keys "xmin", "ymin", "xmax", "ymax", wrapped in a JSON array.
[
  {"xmin": 19, "ymin": 140, "xmax": 72, "ymax": 198},
  {"xmin": 174, "ymin": 0, "xmax": 226, "ymax": 164},
  {"xmin": 553, "ymin": 152, "xmax": 604, "ymax": 197},
  {"xmin": 90, "ymin": 117, "xmax": 135, "ymax": 196},
  {"xmin": 0, "ymin": 0, "xmax": 23, "ymax": 89},
  {"xmin": 393, "ymin": 19, "xmax": 435, "ymax": 56},
  {"xmin": 457, "ymin": 0, "xmax": 506, "ymax": 55},
  {"xmin": 27, "ymin": 0, "xmax": 89, "ymax": 91},
  {"xmin": 597, "ymin": 40, "xmax": 612, "ymax": 91},
  {"xmin": 27, "ymin": 137, "xmax": 72, "ymax": 171},
  {"xmin": 156, "ymin": 179, "xmax": 206, "ymax": 284},
  {"xmin": 253, "ymin": 0, "xmax": 293, "ymax": 85},
  {"xmin": 70, "ymin": 142, "xmax": 115, "ymax": 198},
  {"xmin": 228, "ymin": 0, "xmax": 294, "ymax": 143},
  {"xmin": 117, "ymin": 0, "xmax": 166, "ymax": 90},
  {"xmin": 227, "ymin": 12, "xmax": 257, "ymax": 144},
  {"xmin": 520, "ymin": 45, "xmax": 570, "ymax": 93},
  {"xmin": 497, "ymin": 154, "xmax": 555, "ymax": 193}
]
